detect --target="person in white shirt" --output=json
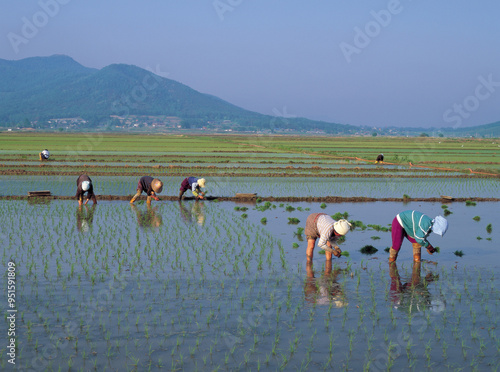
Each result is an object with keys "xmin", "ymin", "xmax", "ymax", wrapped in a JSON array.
[{"xmin": 304, "ymin": 213, "xmax": 351, "ymax": 263}]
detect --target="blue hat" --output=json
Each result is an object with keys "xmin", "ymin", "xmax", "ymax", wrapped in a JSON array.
[{"xmin": 432, "ymin": 216, "xmax": 448, "ymax": 236}]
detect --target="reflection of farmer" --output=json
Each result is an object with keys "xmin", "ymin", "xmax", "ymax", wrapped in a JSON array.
[
  {"xmin": 39, "ymin": 149, "xmax": 50, "ymax": 161},
  {"xmin": 75, "ymin": 174, "xmax": 97, "ymax": 206},
  {"xmin": 304, "ymin": 262, "xmax": 346, "ymax": 307},
  {"xmin": 177, "ymin": 200, "xmax": 206, "ymax": 226},
  {"xmin": 178, "ymin": 200, "xmax": 193, "ymax": 224},
  {"xmin": 375, "ymin": 154, "xmax": 384, "ymax": 164},
  {"xmin": 389, "ymin": 210, "xmax": 448, "ymax": 263},
  {"xmin": 179, "ymin": 177, "xmax": 206, "ymax": 200},
  {"xmin": 76, "ymin": 204, "xmax": 96, "ymax": 233},
  {"xmin": 130, "ymin": 176, "xmax": 163, "ymax": 204},
  {"xmin": 305, "ymin": 213, "xmax": 351, "ymax": 263},
  {"xmin": 192, "ymin": 201, "xmax": 206, "ymax": 226},
  {"xmin": 130, "ymin": 204, "xmax": 163, "ymax": 229},
  {"xmin": 389, "ymin": 261, "xmax": 442, "ymax": 314}
]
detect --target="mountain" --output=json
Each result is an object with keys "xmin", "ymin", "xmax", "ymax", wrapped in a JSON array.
[
  {"xmin": 0, "ymin": 55, "xmax": 354, "ymax": 133},
  {"xmin": 443, "ymin": 121, "xmax": 500, "ymax": 138}
]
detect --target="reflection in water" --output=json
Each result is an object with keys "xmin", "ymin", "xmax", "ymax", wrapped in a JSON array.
[
  {"xmin": 178, "ymin": 200, "xmax": 206, "ymax": 226},
  {"xmin": 130, "ymin": 204, "xmax": 163, "ymax": 229},
  {"xmin": 389, "ymin": 262, "xmax": 444, "ymax": 314},
  {"xmin": 76, "ymin": 205, "xmax": 96, "ymax": 233},
  {"xmin": 304, "ymin": 262, "xmax": 347, "ymax": 307}
]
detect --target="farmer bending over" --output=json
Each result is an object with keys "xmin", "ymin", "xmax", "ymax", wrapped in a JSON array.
[
  {"xmin": 75, "ymin": 174, "xmax": 97, "ymax": 206},
  {"xmin": 305, "ymin": 213, "xmax": 351, "ymax": 263},
  {"xmin": 130, "ymin": 176, "xmax": 163, "ymax": 204},
  {"xmin": 39, "ymin": 149, "xmax": 50, "ymax": 161},
  {"xmin": 375, "ymin": 154, "xmax": 384, "ymax": 164},
  {"xmin": 179, "ymin": 177, "xmax": 206, "ymax": 200},
  {"xmin": 389, "ymin": 210, "xmax": 448, "ymax": 263}
]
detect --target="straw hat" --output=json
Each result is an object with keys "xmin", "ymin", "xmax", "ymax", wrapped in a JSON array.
[
  {"xmin": 151, "ymin": 178, "xmax": 163, "ymax": 193},
  {"xmin": 198, "ymin": 178, "xmax": 206, "ymax": 188}
]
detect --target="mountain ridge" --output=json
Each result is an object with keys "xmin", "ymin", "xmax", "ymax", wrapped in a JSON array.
[{"xmin": 0, "ymin": 55, "xmax": 498, "ymax": 136}]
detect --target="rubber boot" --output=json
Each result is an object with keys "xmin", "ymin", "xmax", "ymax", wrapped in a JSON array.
[
  {"xmin": 412, "ymin": 243, "xmax": 421, "ymax": 262},
  {"xmin": 389, "ymin": 247, "xmax": 398, "ymax": 263}
]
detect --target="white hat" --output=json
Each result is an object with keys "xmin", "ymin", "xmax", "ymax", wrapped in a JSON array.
[
  {"xmin": 82, "ymin": 181, "xmax": 91, "ymax": 191},
  {"xmin": 432, "ymin": 216, "xmax": 448, "ymax": 236},
  {"xmin": 41, "ymin": 149, "xmax": 49, "ymax": 158},
  {"xmin": 198, "ymin": 178, "xmax": 206, "ymax": 188},
  {"xmin": 334, "ymin": 219, "xmax": 352, "ymax": 236}
]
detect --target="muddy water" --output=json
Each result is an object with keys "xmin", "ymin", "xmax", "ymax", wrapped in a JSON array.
[{"xmin": 2, "ymin": 199, "xmax": 499, "ymax": 371}]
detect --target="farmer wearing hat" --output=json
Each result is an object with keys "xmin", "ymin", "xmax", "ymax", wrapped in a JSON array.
[
  {"xmin": 389, "ymin": 210, "xmax": 448, "ymax": 263},
  {"xmin": 375, "ymin": 154, "xmax": 384, "ymax": 163},
  {"xmin": 75, "ymin": 174, "xmax": 97, "ymax": 206},
  {"xmin": 178, "ymin": 177, "xmax": 206, "ymax": 200},
  {"xmin": 304, "ymin": 213, "xmax": 352, "ymax": 263},
  {"xmin": 130, "ymin": 176, "xmax": 163, "ymax": 204},
  {"xmin": 39, "ymin": 149, "xmax": 50, "ymax": 161}
]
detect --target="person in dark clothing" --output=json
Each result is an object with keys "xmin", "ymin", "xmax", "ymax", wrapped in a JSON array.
[
  {"xmin": 179, "ymin": 177, "xmax": 206, "ymax": 200},
  {"xmin": 75, "ymin": 174, "xmax": 97, "ymax": 206},
  {"xmin": 130, "ymin": 176, "xmax": 163, "ymax": 204},
  {"xmin": 375, "ymin": 154, "xmax": 384, "ymax": 163}
]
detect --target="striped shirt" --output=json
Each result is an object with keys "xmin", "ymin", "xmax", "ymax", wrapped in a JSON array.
[{"xmin": 316, "ymin": 214, "xmax": 337, "ymax": 249}]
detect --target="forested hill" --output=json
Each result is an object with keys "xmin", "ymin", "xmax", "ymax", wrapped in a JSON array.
[{"xmin": 0, "ymin": 55, "xmax": 354, "ymax": 133}]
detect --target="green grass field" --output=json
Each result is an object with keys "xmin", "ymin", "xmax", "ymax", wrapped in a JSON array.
[{"xmin": 1, "ymin": 133, "xmax": 498, "ymax": 172}]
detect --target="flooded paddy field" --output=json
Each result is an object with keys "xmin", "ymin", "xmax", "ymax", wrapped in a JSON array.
[
  {"xmin": 1, "ymin": 198, "xmax": 499, "ymax": 371},
  {"xmin": 1, "ymin": 175, "xmax": 498, "ymax": 199},
  {"xmin": 1, "ymin": 134, "xmax": 498, "ymax": 371}
]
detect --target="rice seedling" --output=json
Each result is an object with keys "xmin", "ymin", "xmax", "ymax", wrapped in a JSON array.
[
  {"xmin": 320, "ymin": 203, "xmax": 327, "ymax": 209},
  {"xmin": 288, "ymin": 218, "xmax": 300, "ymax": 224},
  {"xmin": 443, "ymin": 209, "xmax": 452, "ymax": 216},
  {"xmin": 332, "ymin": 212, "xmax": 349, "ymax": 220},
  {"xmin": 486, "ymin": 224, "xmax": 492, "ymax": 233},
  {"xmin": 454, "ymin": 250, "xmax": 464, "ymax": 257},
  {"xmin": 465, "ymin": 200, "xmax": 477, "ymax": 206},
  {"xmin": 472, "ymin": 216, "xmax": 480, "ymax": 221},
  {"xmin": 360, "ymin": 245, "xmax": 378, "ymax": 255}
]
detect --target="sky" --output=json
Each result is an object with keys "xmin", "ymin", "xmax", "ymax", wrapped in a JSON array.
[{"xmin": 1, "ymin": 0, "xmax": 499, "ymax": 128}]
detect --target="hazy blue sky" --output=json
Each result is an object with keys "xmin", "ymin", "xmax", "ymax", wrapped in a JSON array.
[{"xmin": 1, "ymin": 0, "xmax": 499, "ymax": 128}]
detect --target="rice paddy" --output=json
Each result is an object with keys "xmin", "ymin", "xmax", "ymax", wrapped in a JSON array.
[{"xmin": 1, "ymin": 134, "xmax": 499, "ymax": 370}]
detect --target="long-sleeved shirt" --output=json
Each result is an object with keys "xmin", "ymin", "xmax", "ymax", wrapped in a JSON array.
[
  {"xmin": 316, "ymin": 214, "xmax": 338, "ymax": 249},
  {"xmin": 396, "ymin": 210, "xmax": 433, "ymax": 248},
  {"xmin": 188, "ymin": 177, "xmax": 202, "ymax": 197}
]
